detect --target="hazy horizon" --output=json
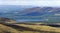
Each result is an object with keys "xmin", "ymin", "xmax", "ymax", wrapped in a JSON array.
[{"xmin": 0, "ymin": 0, "xmax": 60, "ymax": 7}]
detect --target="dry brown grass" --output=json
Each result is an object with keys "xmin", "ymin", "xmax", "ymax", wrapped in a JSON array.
[
  {"xmin": 0, "ymin": 22, "xmax": 60, "ymax": 33},
  {"xmin": 0, "ymin": 24, "xmax": 40, "ymax": 33},
  {"xmin": 0, "ymin": 24, "xmax": 21, "ymax": 33},
  {"xmin": 16, "ymin": 23, "xmax": 60, "ymax": 33}
]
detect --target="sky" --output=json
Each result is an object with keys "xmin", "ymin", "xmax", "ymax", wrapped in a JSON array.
[{"xmin": 0, "ymin": 0, "xmax": 60, "ymax": 7}]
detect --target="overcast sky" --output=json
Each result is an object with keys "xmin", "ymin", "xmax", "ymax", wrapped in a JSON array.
[{"xmin": 0, "ymin": 0, "xmax": 60, "ymax": 7}]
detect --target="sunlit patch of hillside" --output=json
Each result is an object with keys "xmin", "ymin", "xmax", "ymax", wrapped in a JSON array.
[
  {"xmin": 0, "ymin": 24, "xmax": 20, "ymax": 33},
  {"xmin": 0, "ymin": 24, "xmax": 40, "ymax": 33},
  {"xmin": 16, "ymin": 23, "xmax": 60, "ymax": 33},
  {"xmin": 0, "ymin": 22, "xmax": 60, "ymax": 33}
]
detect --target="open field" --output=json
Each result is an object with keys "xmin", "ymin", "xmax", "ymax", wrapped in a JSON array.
[{"xmin": 0, "ymin": 22, "xmax": 60, "ymax": 33}]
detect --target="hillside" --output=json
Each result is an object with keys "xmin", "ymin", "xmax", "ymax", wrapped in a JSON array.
[
  {"xmin": 0, "ymin": 22, "xmax": 60, "ymax": 33},
  {"xmin": 0, "ymin": 18, "xmax": 16, "ymax": 23}
]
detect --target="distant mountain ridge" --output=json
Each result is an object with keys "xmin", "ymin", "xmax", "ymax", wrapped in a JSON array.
[
  {"xmin": 18, "ymin": 7, "xmax": 60, "ymax": 22},
  {"xmin": 20, "ymin": 7, "xmax": 60, "ymax": 16},
  {"xmin": 0, "ymin": 5, "xmax": 60, "ymax": 22}
]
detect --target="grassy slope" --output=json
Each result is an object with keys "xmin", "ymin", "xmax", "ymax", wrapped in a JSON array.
[
  {"xmin": 0, "ymin": 24, "xmax": 40, "ymax": 33},
  {"xmin": 0, "ymin": 24, "xmax": 21, "ymax": 33},
  {"xmin": 0, "ymin": 23, "xmax": 60, "ymax": 33},
  {"xmin": 16, "ymin": 23, "xmax": 60, "ymax": 33}
]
